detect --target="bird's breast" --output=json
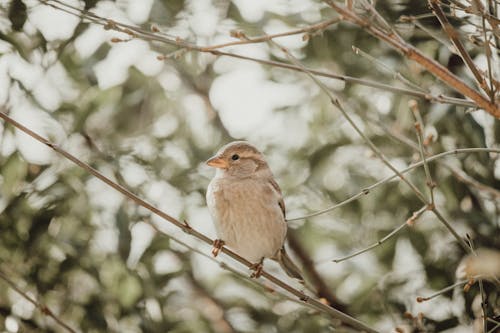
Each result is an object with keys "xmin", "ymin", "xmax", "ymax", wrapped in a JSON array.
[{"xmin": 206, "ymin": 177, "xmax": 287, "ymax": 262}]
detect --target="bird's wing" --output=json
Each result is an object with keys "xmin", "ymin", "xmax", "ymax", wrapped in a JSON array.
[{"xmin": 268, "ymin": 178, "xmax": 286, "ymax": 219}]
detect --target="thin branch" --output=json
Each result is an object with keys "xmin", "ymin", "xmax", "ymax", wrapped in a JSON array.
[
  {"xmin": 429, "ymin": 207, "xmax": 470, "ymax": 251},
  {"xmin": 325, "ymin": 0, "xmax": 499, "ymax": 118},
  {"xmin": 475, "ymin": 0, "xmax": 496, "ymax": 101},
  {"xmin": 448, "ymin": 0, "xmax": 500, "ymax": 30},
  {"xmin": 416, "ymin": 279, "xmax": 468, "ymax": 302},
  {"xmin": 409, "ymin": 100, "xmax": 436, "ymax": 206},
  {"xmin": 40, "ymin": 0, "xmax": 478, "ymax": 109},
  {"xmin": 201, "ymin": 17, "xmax": 341, "ymax": 51},
  {"xmin": 0, "ymin": 110, "xmax": 378, "ymax": 333},
  {"xmin": 207, "ymin": 50, "xmax": 476, "ymax": 107},
  {"xmin": 267, "ymin": 34, "xmax": 475, "ymax": 251},
  {"xmin": 399, "ymin": 15, "xmax": 457, "ymax": 54},
  {"xmin": 366, "ymin": 115, "xmax": 500, "ymax": 201},
  {"xmin": 487, "ymin": 318, "xmax": 500, "ymax": 333},
  {"xmin": 352, "ymin": 46, "xmax": 427, "ymax": 92},
  {"xmin": 359, "ymin": 0, "xmax": 397, "ymax": 35},
  {"xmin": 467, "ymin": 235, "xmax": 488, "ymax": 333},
  {"xmin": 332, "ymin": 205, "xmax": 426, "ymax": 263},
  {"xmin": 333, "ymin": 222, "xmax": 408, "ymax": 263},
  {"xmin": 149, "ymin": 220, "xmax": 327, "ymax": 316},
  {"xmin": 0, "ymin": 268, "xmax": 77, "ymax": 333},
  {"xmin": 428, "ymin": 0, "xmax": 491, "ymax": 97},
  {"xmin": 287, "ymin": 147, "xmax": 500, "ymax": 221},
  {"xmin": 443, "ymin": 162, "xmax": 500, "ymax": 199},
  {"xmin": 268, "ymin": 37, "xmax": 429, "ymax": 204}
]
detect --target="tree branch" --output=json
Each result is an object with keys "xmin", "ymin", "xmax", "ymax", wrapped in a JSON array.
[
  {"xmin": 0, "ymin": 268, "xmax": 77, "ymax": 333},
  {"xmin": 325, "ymin": 0, "xmax": 499, "ymax": 118},
  {"xmin": 287, "ymin": 147, "xmax": 499, "ymax": 221},
  {"xmin": 0, "ymin": 110, "xmax": 379, "ymax": 333},
  {"xmin": 41, "ymin": 0, "xmax": 478, "ymax": 109},
  {"xmin": 428, "ymin": 0, "xmax": 491, "ymax": 97}
]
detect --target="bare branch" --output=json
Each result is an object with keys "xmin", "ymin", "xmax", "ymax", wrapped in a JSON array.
[
  {"xmin": 409, "ymin": 100, "xmax": 436, "ymax": 205},
  {"xmin": 287, "ymin": 147, "xmax": 500, "ymax": 221},
  {"xmin": 332, "ymin": 205, "xmax": 427, "ymax": 263},
  {"xmin": 268, "ymin": 34, "xmax": 476, "ymax": 251},
  {"xmin": 444, "ymin": 163, "xmax": 500, "ymax": 199},
  {"xmin": 428, "ymin": 0, "xmax": 491, "ymax": 97},
  {"xmin": 474, "ymin": 0, "xmax": 497, "ymax": 101},
  {"xmin": 0, "ymin": 110, "xmax": 379, "ymax": 333},
  {"xmin": 352, "ymin": 46, "xmax": 427, "ymax": 92},
  {"xmin": 325, "ymin": 0, "xmax": 500, "ymax": 118},
  {"xmin": 40, "ymin": 0, "xmax": 478, "ymax": 109},
  {"xmin": 416, "ymin": 279, "xmax": 468, "ymax": 302},
  {"xmin": 200, "ymin": 17, "xmax": 340, "ymax": 51},
  {"xmin": 0, "ymin": 268, "xmax": 77, "ymax": 333},
  {"xmin": 467, "ymin": 235, "xmax": 488, "ymax": 333}
]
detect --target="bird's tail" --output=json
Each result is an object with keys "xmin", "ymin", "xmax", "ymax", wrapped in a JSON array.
[{"xmin": 277, "ymin": 247, "xmax": 304, "ymax": 283}]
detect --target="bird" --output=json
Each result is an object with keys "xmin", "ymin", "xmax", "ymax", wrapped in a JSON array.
[{"xmin": 205, "ymin": 141, "xmax": 303, "ymax": 281}]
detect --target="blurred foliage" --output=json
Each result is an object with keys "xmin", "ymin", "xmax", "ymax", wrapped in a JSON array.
[{"xmin": 0, "ymin": 0, "xmax": 499, "ymax": 332}]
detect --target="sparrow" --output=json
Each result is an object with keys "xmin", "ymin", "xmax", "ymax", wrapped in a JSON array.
[{"xmin": 206, "ymin": 141, "xmax": 303, "ymax": 281}]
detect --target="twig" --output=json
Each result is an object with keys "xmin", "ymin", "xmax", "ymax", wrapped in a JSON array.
[
  {"xmin": 409, "ymin": 100, "xmax": 436, "ymax": 206},
  {"xmin": 325, "ymin": 0, "xmax": 499, "ymax": 118},
  {"xmin": 487, "ymin": 318, "xmax": 500, "ymax": 333},
  {"xmin": 39, "ymin": 0, "xmax": 478, "ymax": 109},
  {"xmin": 359, "ymin": 0, "xmax": 397, "ymax": 34},
  {"xmin": 400, "ymin": 16, "xmax": 457, "ymax": 54},
  {"xmin": 448, "ymin": 0, "xmax": 500, "ymax": 31},
  {"xmin": 366, "ymin": 115, "xmax": 500, "ymax": 202},
  {"xmin": 416, "ymin": 279, "xmax": 468, "ymax": 302},
  {"xmin": 148, "ymin": 220, "xmax": 326, "ymax": 316},
  {"xmin": 268, "ymin": 38, "xmax": 429, "ymax": 204},
  {"xmin": 332, "ymin": 205, "xmax": 427, "ymax": 263},
  {"xmin": 429, "ymin": 207, "xmax": 470, "ymax": 251},
  {"xmin": 287, "ymin": 148, "xmax": 500, "ymax": 221},
  {"xmin": 0, "ymin": 268, "xmax": 77, "ymax": 333},
  {"xmin": 474, "ymin": 0, "xmax": 496, "ymax": 102},
  {"xmin": 352, "ymin": 46, "xmax": 426, "ymax": 92},
  {"xmin": 333, "ymin": 222, "xmax": 408, "ymax": 263},
  {"xmin": 467, "ymin": 235, "xmax": 488, "ymax": 333},
  {"xmin": 0, "ymin": 110, "xmax": 379, "ymax": 333},
  {"xmin": 428, "ymin": 0, "xmax": 490, "ymax": 96},
  {"xmin": 443, "ymin": 162, "xmax": 500, "ymax": 199},
  {"xmin": 268, "ymin": 35, "xmax": 475, "ymax": 251},
  {"xmin": 201, "ymin": 17, "xmax": 341, "ymax": 51}
]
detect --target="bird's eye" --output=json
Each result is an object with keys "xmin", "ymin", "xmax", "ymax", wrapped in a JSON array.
[{"xmin": 231, "ymin": 154, "xmax": 239, "ymax": 161}]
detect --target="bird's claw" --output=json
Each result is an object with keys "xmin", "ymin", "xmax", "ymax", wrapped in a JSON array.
[
  {"xmin": 250, "ymin": 261, "xmax": 264, "ymax": 278},
  {"xmin": 212, "ymin": 239, "xmax": 225, "ymax": 257}
]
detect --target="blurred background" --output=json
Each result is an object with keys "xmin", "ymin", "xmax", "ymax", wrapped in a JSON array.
[{"xmin": 0, "ymin": 0, "xmax": 499, "ymax": 332}]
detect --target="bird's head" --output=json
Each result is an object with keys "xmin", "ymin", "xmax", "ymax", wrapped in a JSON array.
[{"xmin": 206, "ymin": 141, "xmax": 270, "ymax": 178}]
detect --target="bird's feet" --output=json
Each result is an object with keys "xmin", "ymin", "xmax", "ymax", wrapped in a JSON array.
[
  {"xmin": 211, "ymin": 239, "xmax": 225, "ymax": 257},
  {"xmin": 250, "ymin": 259, "xmax": 264, "ymax": 278}
]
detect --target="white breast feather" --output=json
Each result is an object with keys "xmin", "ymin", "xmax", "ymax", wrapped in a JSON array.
[{"xmin": 207, "ymin": 176, "xmax": 287, "ymax": 263}]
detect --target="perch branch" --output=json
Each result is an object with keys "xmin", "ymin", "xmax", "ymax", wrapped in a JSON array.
[{"xmin": 0, "ymin": 110, "xmax": 378, "ymax": 333}]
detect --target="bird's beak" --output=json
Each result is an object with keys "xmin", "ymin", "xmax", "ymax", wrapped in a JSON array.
[{"xmin": 206, "ymin": 156, "xmax": 229, "ymax": 169}]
